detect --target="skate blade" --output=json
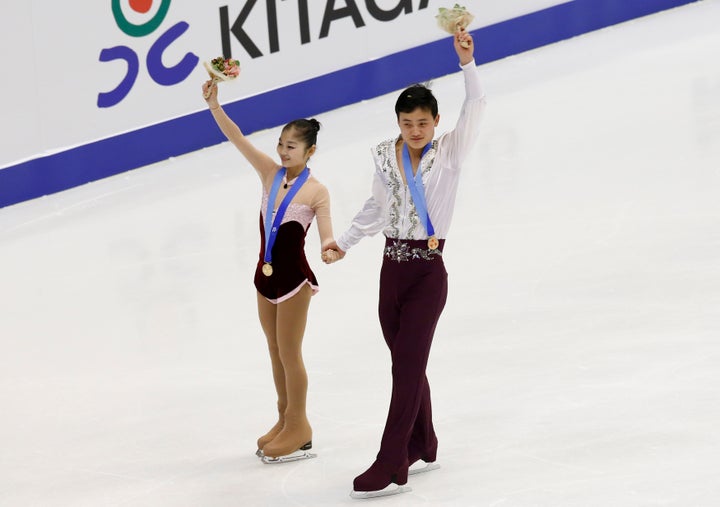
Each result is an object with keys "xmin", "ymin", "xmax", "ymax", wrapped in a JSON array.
[
  {"xmin": 350, "ymin": 485, "xmax": 412, "ymax": 499},
  {"xmin": 262, "ymin": 450, "xmax": 317, "ymax": 464},
  {"xmin": 409, "ymin": 462, "xmax": 441, "ymax": 475},
  {"xmin": 255, "ymin": 449, "xmax": 263, "ymax": 458}
]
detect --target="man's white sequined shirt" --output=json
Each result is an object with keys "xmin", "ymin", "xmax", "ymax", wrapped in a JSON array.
[{"xmin": 337, "ymin": 60, "xmax": 486, "ymax": 252}]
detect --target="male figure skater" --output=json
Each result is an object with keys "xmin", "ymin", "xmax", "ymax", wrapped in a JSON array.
[{"xmin": 323, "ymin": 27, "xmax": 485, "ymax": 498}]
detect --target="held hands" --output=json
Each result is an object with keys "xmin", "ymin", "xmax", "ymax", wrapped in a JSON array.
[
  {"xmin": 321, "ymin": 240, "xmax": 346, "ymax": 264},
  {"xmin": 454, "ymin": 27, "xmax": 474, "ymax": 66},
  {"xmin": 321, "ymin": 249, "xmax": 342, "ymax": 264}
]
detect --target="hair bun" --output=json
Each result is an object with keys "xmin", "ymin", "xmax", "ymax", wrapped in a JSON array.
[{"xmin": 308, "ymin": 118, "xmax": 321, "ymax": 133}]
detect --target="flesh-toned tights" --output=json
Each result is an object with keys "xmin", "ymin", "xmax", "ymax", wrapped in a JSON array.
[{"xmin": 255, "ymin": 283, "xmax": 313, "ymax": 457}]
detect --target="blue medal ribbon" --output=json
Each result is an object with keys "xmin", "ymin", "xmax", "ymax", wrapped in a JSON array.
[
  {"xmin": 263, "ymin": 166, "xmax": 309, "ymax": 267},
  {"xmin": 402, "ymin": 142, "xmax": 435, "ymax": 238}
]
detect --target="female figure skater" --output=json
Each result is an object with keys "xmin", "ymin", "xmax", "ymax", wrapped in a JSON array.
[
  {"xmin": 323, "ymin": 27, "xmax": 486, "ymax": 497},
  {"xmin": 202, "ymin": 78, "xmax": 336, "ymax": 463}
]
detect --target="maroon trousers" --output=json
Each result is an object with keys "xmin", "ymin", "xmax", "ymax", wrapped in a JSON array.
[{"xmin": 376, "ymin": 238, "xmax": 448, "ymax": 469}]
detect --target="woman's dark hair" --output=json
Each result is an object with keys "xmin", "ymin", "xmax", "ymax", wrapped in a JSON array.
[
  {"xmin": 282, "ymin": 118, "xmax": 321, "ymax": 148},
  {"xmin": 395, "ymin": 84, "xmax": 438, "ymax": 118}
]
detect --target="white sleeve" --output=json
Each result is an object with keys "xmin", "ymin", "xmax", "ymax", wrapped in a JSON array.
[
  {"xmin": 337, "ymin": 169, "xmax": 387, "ymax": 252},
  {"xmin": 438, "ymin": 60, "xmax": 486, "ymax": 169}
]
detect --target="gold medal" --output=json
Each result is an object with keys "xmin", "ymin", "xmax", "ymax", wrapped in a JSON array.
[
  {"xmin": 427, "ymin": 236, "xmax": 439, "ymax": 250},
  {"xmin": 262, "ymin": 263, "xmax": 273, "ymax": 276}
]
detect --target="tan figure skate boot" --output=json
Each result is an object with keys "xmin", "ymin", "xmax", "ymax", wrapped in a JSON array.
[
  {"xmin": 256, "ymin": 401, "xmax": 286, "ymax": 457},
  {"xmin": 261, "ymin": 371, "xmax": 313, "ymax": 463},
  {"xmin": 260, "ymin": 412, "xmax": 312, "ymax": 463}
]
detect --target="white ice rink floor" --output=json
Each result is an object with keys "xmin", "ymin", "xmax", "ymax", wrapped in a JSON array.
[{"xmin": 2, "ymin": 2, "xmax": 720, "ymax": 506}]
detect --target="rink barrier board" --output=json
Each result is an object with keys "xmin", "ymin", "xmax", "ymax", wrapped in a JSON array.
[{"xmin": 0, "ymin": 0, "xmax": 700, "ymax": 208}]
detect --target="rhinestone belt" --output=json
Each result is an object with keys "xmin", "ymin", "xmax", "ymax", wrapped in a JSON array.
[{"xmin": 383, "ymin": 238, "xmax": 443, "ymax": 262}]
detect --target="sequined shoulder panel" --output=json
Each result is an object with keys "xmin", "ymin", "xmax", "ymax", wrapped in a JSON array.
[
  {"xmin": 422, "ymin": 140, "xmax": 438, "ymax": 176},
  {"xmin": 373, "ymin": 138, "xmax": 438, "ymax": 239},
  {"xmin": 374, "ymin": 139, "xmax": 403, "ymax": 238},
  {"xmin": 261, "ymin": 192, "xmax": 315, "ymax": 230}
]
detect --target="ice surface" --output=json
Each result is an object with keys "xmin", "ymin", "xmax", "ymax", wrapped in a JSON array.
[{"xmin": 2, "ymin": 2, "xmax": 720, "ymax": 505}]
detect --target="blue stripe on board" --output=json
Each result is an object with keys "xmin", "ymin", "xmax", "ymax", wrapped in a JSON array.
[{"xmin": 0, "ymin": 0, "xmax": 699, "ymax": 208}]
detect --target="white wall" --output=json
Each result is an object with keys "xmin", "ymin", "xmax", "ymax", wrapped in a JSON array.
[
  {"xmin": 0, "ymin": 0, "xmax": 698, "ymax": 208},
  {"xmin": 0, "ymin": 0, "xmax": 567, "ymax": 169}
]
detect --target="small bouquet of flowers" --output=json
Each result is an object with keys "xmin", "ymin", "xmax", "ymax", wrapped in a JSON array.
[
  {"xmin": 436, "ymin": 4, "xmax": 474, "ymax": 48},
  {"xmin": 203, "ymin": 56, "xmax": 241, "ymax": 98}
]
